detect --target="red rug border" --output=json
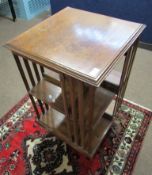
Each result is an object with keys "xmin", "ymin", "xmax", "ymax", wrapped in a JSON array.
[
  {"xmin": 122, "ymin": 99, "xmax": 152, "ymax": 116},
  {"xmin": 0, "ymin": 95, "xmax": 29, "ymax": 125}
]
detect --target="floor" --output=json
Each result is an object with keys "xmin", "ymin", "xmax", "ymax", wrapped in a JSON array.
[{"xmin": 0, "ymin": 14, "xmax": 152, "ymax": 175}]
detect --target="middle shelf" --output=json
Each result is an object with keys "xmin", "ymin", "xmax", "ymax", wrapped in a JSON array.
[{"xmin": 30, "ymin": 77, "xmax": 115, "ymax": 127}]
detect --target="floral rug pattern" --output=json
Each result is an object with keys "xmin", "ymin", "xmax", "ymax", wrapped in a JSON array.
[{"xmin": 0, "ymin": 96, "xmax": 151, "ymax": 175}]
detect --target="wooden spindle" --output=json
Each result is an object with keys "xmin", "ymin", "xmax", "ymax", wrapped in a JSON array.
[
  {"xmin": 40, "ymin": 65, "xmax": 44, "ymax": 76},
  {"xmin": 32, "ymin": 62, "xmax": 40, "ymax": 82},
  {"xmin": 23, "ymin": 58, "xmax": 45, "ymax": 114},
  {"xmin": 32, "ymin": 62, "xmax": 49, "ymax": 110},
  {"xmin": 13, "ymin": 53, "xmax": 40, "ymax": 118}
]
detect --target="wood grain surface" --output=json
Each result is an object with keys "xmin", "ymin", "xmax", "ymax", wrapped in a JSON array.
[{"xmin": 5, "ymin": 7, "xmax": 145, "ymax": 86}]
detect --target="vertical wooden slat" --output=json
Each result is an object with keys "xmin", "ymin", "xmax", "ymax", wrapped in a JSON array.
[
  {"xmin": 120, "ymin": 39, "xmax": 139, "ymax": 98},
  {"xmin": 13, "ymin": 53, "xmax": 40, "ymax": 119},
  {"xmin": 47, "ymin": 106, "xmax": 55, "ymax": 128},
  {"xmin": 118, "ymin": 42, "xmax": 136, "ymax": 102},
  {"xmin": 113, "ymin": 48, "xmax": 131, "ymax": 116},
  {"xmin": 60, "ymin": 74, "xmax": 72, "ymax": 141},
  {"xmin": 44, "ymin": 103, "xmax": 49, "ymax": 110},
  {"xmin": 68, "ymin": 77, "xmax": 79, "ymax": 144},
  {"xmin": 118, "ymin": 46, "xmax": 134, "ymax": 100},
  {"xmin": 14, "ymin": 55, "xmax": 30, "ymax": 90},
  {"xmin": 86, "ymin": 86, "xmax": 95, "ymax": 149},
  {"xmin": 77, "ymin": 80, "xmax": 85, "ymax": 147},
  {"xmin": 88, "ymin": 86, "xmax": 95, "ymax": 130},
  {"xmin": 23, "ymin": 59, "xmax": 35, "ymax": 85},
  {"xmin": 29, "ymin": 94, "xmax": 40, "ymax": 117},
  {"xmin": 23, "ymin": 58, "xmax": 45, "ymax": 114},
  {"xmin": 39, "ymin": 66, "xmax": 48, "ymax": 112},
  {"xmin": 113, "ymin": 38, "xmax": 139, "ymax": 116},
  {"xmin": 32, "ymin": 62, "xmax": 40, "ymax": 82},
  {"xmin": 40, "ymin": 65, "xmax": 44, "ymax": 76},
  {"xmin": 32, "ymin": 62, "xmax": 49, "ymax": 110}
]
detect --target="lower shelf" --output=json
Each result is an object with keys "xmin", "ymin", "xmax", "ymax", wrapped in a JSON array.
[{"xmin": 37, "ymin": 109, "xmax": 113, "ymax": 158}]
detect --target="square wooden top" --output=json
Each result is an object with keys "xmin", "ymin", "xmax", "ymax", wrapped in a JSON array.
[{"xmin": 5, "ymin": 7, "xmax": 145, "ymax": 86}]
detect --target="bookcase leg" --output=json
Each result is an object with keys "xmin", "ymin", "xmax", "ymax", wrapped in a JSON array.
[{"xmin": 113, "ymin": 38, "xmax": 139, "ymax": 116}]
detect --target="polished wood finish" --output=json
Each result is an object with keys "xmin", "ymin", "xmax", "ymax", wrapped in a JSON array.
[
  {"xmin": 5, "ymin": 7, "xmax": 145, "ymax": 158},
  {"xmin": 5, "ymin": 7, "xmax": 145, "ymax": 87}
]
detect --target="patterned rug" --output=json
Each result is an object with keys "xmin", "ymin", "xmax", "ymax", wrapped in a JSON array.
[{"xmin": 0, "ymin": 96, "xmax": 151, "ymax": 175}]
